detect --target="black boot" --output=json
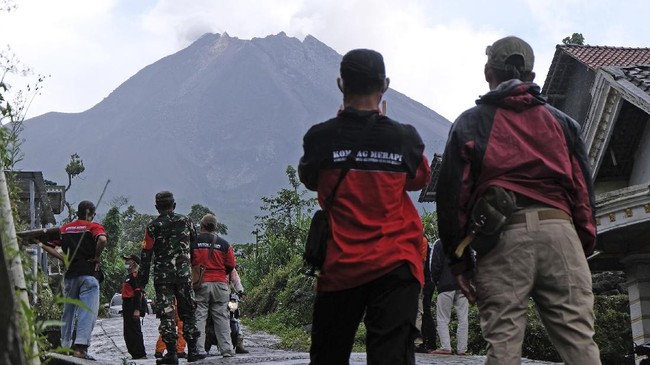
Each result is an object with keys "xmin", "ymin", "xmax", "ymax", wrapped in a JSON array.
[
  {"xmin": 187, "ymin": 338, "xmax": 207, "ymax": 363},
  {"xmin": 235, "ymin": 336, "xmax": 249, "ymax": 354},
  {"xmin": 156, "ymin": 342, "xmax": 178, "ymax": 365}
]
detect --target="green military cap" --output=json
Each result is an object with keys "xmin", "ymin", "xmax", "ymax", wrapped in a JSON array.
[{"xmin": 486, "ymin": 36, "xmax": 534, "ymax": 72}]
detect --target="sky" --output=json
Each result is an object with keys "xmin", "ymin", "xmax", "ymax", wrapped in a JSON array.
[{"xmin": 1, "ymin": 0, "xmax": 649, "ymax": 123}]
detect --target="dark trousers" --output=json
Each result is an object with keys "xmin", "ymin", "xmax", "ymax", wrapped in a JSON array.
[
  {"xmin": 123, "ymin": 298, "xmax": 146, "ymax": 358},
  {"xmin": 421, "ymin": 281, "xmax": 437, "ymax": 350},
  {"xmin": 310, "ymin": 264, "xmax": 420, "ymax": 365}
]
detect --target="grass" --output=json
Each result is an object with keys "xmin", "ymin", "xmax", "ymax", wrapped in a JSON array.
[{"xmin": 242, "ymin": 313, "xmax": 367, "ymax": 352}]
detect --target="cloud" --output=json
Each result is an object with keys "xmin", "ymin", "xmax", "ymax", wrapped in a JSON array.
[
  {"xmin": 137, "ymin": 0, "xmax": 502, "ymax": 120},
  {"xmin": 2, "ymin": 0, "xmax": 648, "ymax": 121}
]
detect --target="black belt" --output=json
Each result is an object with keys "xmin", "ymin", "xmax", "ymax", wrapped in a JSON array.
[{"xmin": 509, "ymin": 209, "xmax": 571, "ymax": 225}]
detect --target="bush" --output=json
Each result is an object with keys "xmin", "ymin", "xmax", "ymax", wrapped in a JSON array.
[
  {"xmin": 246, "ymin": 255, "xmax": 315, "ymax": 325},
  {"xmin": 462, "ymin": 295, "xmax": 633, "ymax": 364},
  {"xmin": 593, "ymin": 295, "xmax": 633, "ymax": 365}
]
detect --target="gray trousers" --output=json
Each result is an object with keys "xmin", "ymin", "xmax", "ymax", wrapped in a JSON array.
[
  {"xmin": 195, "ymin": 281, "xmax": 233, "ymax": 355},
  {"xmin": 436, "ymin": 290, "xmax": 468, "ymax": 353}
]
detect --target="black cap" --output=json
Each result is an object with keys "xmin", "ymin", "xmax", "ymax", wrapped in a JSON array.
[
  {"xmin": 155, "ymin": 191, "xmax": 175, "ymax": 205},
  {"xmin": 340, "ymin": 49, "xmax": 386, "ymax": 81},
  {"xmin": 122, "ymin": 254, "xmax": 140, "ymax": 265}
]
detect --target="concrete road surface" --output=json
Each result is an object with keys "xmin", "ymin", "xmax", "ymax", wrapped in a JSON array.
[{"xmin": 47, "ymin": 316, "xmax": 561, "ymax": 364}]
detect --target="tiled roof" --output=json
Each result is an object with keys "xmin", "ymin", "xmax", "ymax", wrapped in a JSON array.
[
  {"xmin": 620, "ymin": 65, "xmax": 650, "ymax": 95},
  {"xmin": 560, "ymin": 45, "xmax": 650, "ymax": 70}
]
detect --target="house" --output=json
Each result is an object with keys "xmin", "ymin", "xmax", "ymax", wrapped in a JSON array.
[
  {"xmin": 543, "ymin": 44, "xmax": 650, "ymax": 345},
  {"xmin": 7, "ymin": 171, "xmax": 66, "ymax": 277},
  {"xmin": 8, "ymin": 171, "xmax": 65, "ymax": 228}
]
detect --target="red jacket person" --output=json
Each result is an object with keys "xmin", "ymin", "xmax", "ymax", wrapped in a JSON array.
[
  {"xmin": 436, "ymin": 36, "xmax": 601, "ymax": 365},
  {"xmin": 299, "ymin": 48, "xmax": 430, "ymax": 365}
]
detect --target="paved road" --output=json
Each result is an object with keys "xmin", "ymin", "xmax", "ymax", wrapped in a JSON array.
[{"xmin": 48, "ymin": 316, "xmax": 561, "ymax": 364}]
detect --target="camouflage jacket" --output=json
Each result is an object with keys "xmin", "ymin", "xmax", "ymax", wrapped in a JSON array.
[{"xmin": 138, "ymin": 211, "xmax": 196, "ymax": 287}]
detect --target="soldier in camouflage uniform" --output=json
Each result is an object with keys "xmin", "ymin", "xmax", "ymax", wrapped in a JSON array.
[{"xmin": 138, "ymin": 191, "xmax": 206, "ymax": 364}]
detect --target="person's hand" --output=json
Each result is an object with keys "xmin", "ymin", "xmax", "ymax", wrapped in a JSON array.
[
  {"xmin": 133, "ymin": 309, "xmax": 140, "ymax": 319},
  {"xmin": 455, "ymin": 274, "xmax": 476, "ymax": 305},
  {"xmin": 238, "ymin": 291, "xmax": 247, "ymax": 301}
]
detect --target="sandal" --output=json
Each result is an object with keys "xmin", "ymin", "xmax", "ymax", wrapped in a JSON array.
[
  {"xmin": 72, "ymin": 345, "xmax": 96, "ymax": 361},
  {"xmin": 72, "ymin": 351, "xmax": 96, "ymax": 360}
]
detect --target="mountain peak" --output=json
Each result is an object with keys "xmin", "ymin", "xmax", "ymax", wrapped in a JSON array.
[{"xmin": 20, "ymin": 33, "xmax": 451, "ymax": 243}]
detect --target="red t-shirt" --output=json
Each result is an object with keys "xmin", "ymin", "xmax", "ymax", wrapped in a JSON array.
[{"xmin": 51, "ymin": 219, "xmax": 106, "ymax": 278}]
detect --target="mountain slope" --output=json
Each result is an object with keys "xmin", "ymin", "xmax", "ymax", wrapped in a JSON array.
[{"xmin": 19, "ymin": 32, "xmax": 450, "ymax": 242}]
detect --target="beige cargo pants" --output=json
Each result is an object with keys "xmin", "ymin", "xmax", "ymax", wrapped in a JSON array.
[{"xmin": 474, "ymin": 208, "xmax": 601, "ymax": 365}]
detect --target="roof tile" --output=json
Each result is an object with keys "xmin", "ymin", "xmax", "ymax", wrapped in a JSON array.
[
  {"xmin": 561, "ymin": 45, "xmax": 650, "ymax": 70},
  {"xmin": 620, "ymin": 65, "xmax": 650, "ymax": 95}
]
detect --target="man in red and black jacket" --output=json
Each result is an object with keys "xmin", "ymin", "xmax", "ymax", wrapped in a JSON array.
[
  {"xmin": 436, "ymin": 36, "xmax": 600, "ymax": 364},
  {"xmin": 190, "ymin": 214, "xmax": 236, "ymax": 358},
  {"xmin": 299, "ymin": 49, "xmax": 430, "ymax": 365},
  {"xmin": 121, "ymin": 254, "xmax": 146, "ymax": 360}
]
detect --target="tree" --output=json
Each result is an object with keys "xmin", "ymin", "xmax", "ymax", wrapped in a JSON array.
[
  {"xmin": 100, "ymin": 206, "xmax": 124, "ymax": 304},
  {"xmin": 121, "ymin": 205, "xmax": 153, "ymax": 247},
  {"xmin": 1, "ymin": 44, "xmax": 48, "ymax": 170},
  {"xmin": 242, "ymin": 166, "xmax": 317, "ymax": 287},
  {"xmin": 0, "ymin": 3, "xmax": 50, "ymax": 362},
  {"xmin": 562, "ymin": 33, "xmax": 585, "ymax": 45},
  {"xmin": 254, "ymin": 166, "xmax": 316, "ymax": 245},
  {"xmin": 63, "ymin": 153, "xmax": 85, "ymax": 221},
  {"xmin": 187, "ymin": 204, "xmax": 228, "ymax": 235},
  {"xmin": 421, "ymin": 209, "xmax": 439, "ymax": 242}
]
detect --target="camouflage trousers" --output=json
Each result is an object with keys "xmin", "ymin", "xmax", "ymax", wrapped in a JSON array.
[{"xmin": 155, "ymin": 282, "xmax": 200, "ymax": 346}]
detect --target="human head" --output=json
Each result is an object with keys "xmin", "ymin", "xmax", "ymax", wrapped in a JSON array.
[
  {"xmin": 485, "ymin": 36, "xmax": 536, "ymax": 88},
  {"xmin": 77, "ymin": 200, "xmax": 96, "ymax": 221},
  {"xmin": 155, "ymin": 191, "xmax": 175, "ymax": 212},
  {"xmin": 200, "ymin": 214, "xmax": 218, "ymax": 232},
  {"xmin": 338, "ymin": 49, "xmax": 389, "ymax": 96},
  {"xmin": 122, "ymin": 253, "xmax": 140, "ymax": 266}
]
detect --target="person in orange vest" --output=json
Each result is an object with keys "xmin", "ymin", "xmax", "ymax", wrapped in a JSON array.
[{"xmin": 154, "ymin": 299, "xmax": 187, "ymax": 359}]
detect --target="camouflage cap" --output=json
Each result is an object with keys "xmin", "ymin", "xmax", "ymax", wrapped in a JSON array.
[
  {"xmin": 200, "ymin": 214, "xmax": 218, "ymax": 231},
  {"xmin": 486, "ymin": 36, "xmax": 534, "ymax": 72},
  {"xmin": 155, "ymin": 191, "xmax": 175, "ymax": 205},
  {"xmin": 340, "ymin": 49, "xmax": 386, "ymax": 81}
]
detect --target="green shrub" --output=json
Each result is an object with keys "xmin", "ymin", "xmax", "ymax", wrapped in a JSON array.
[
  {"xmin": 521, "ymin": 301, "xmax": 561, "ymax": 362},
  {"xmin": 593, "ymin": 295, "xmax": 633, "ymax": 365},
  {"xmin": 462, "ymin": 295, "xmax": 633, "ymax": 364}
]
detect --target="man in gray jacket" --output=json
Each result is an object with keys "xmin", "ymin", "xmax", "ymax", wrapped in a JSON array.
[{"xmin": 430, "ymin": 239, "xmax": 468, "ymax": 355}]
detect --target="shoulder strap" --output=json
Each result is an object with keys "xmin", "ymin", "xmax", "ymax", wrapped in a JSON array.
[
  {"xmin": 324, "ymin": 113, "xmax": 379, "ymax": 209},
  {"xmin": 207, "ymin": 234, "xmax": 217, "ymax": 259}
]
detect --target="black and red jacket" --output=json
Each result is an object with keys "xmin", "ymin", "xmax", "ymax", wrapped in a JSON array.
[
  {"xmin": 437, "ymin": 80, "xmax": 596, "ymax": 274},
  {"xmin": 299, "ymin": 107, "xmax": 430, "ymax": 292},
  {"xmin": 190, "ymin": 232, "xmax": 235, "ymax": 283},
  {"xmin": 49, "ymin": 219, "xmax": 106, "ymax": 278},
  {"xmin": 121, "ymin": 272, "xmax": 143, "ymax": 311}
]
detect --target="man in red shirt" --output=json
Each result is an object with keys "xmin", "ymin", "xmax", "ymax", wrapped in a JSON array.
[
  {"xmin": 190, "ymin": 214, "xmax": 236, "ymax": 358},
  {"xmin": 299, "ymin": 49, "xmax": 430, "ymax": 365},
  {"xmin": 45, "ymin": 200, "xmax": 107, "ymax": 360}
]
